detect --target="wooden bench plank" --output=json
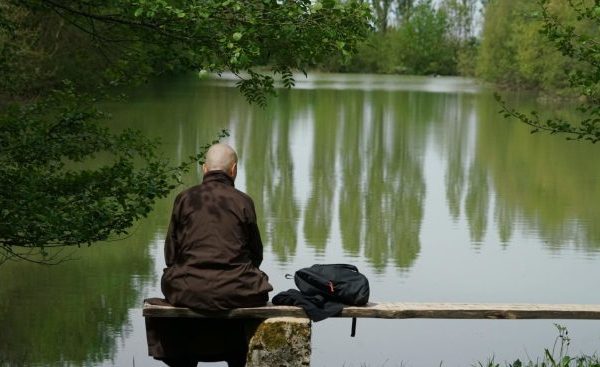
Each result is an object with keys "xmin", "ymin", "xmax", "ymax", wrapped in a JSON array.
[
  {"xmin": 143, "ymin": 301, "xmax": 600, "ymax": 320},
  {"xmin": 143, "ymin": 301, "xmax": 307, "ymax": 318}
]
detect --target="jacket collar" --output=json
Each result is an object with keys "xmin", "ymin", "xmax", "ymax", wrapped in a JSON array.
[{"xmin": 202, "ymin": 170, "xmax": 235, "ymax": 187}]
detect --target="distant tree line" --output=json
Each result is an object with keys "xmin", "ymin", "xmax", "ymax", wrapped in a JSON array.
[
  {"xmin": 323, "ymin": 0, "xmax": 479, "ymax": 76},
  {"xmin": 323, "ymin": 0, "xmax": 597, "ymax": 98}
]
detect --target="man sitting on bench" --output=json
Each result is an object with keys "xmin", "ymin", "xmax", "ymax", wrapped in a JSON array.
[{"xmin": 147, "ymin": 143, "xmax": 273, "ymax": 367}]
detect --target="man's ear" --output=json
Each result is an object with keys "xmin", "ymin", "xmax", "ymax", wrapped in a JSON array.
[
  {"xmin": 230, "ymin": 162, "xmax": 238, "ymax": 180},
  {"xmin": 202, "ymin": 164, "xmax": 208, "ymax": 174}
]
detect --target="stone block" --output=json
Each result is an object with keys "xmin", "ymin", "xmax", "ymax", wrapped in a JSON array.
[{"xmin": 246, "ymin": 317, "xmax": 311, "ymax": 367}]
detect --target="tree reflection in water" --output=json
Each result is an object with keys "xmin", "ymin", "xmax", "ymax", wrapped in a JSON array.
[{"xmin": 0, "ymin": 202, "xmax": 162, "ymax": 366}]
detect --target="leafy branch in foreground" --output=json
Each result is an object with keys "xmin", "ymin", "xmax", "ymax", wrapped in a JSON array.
[
  {"xmin": 0, "ymin": 86, "xmax": 228, "ymax": 264},
  {"xmin": 9, "ymin": 0, "xmax": 372, "ymax": 106},
  {"xmin": 495, "ymin": 93, "xmax": 600, "ymax": 143},
  {"xmin": 496, "ymin": 0, "xmax": 600, "ymax": 143}
]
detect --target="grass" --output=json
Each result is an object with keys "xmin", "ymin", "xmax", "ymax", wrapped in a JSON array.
[{"xmin": 475, "ymin": 324, "xmax": 600, "ymax": 367}]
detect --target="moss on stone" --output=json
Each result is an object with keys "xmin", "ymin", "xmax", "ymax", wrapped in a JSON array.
[
  {"xmin": 246, "ymin": 317, "xmax": 311, "ymax": 367},
  {"xmin": 255, "ymin": 322, "xmax": 289, "ymax": 349}
]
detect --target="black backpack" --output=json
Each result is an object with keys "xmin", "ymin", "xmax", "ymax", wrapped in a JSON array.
[
  {"xmin": 294, "ymin": 264, "xmax": 370, "ymax": 306},
  {"xmin": 293, "ymin": 264, "xmax": 370, "ymax": 337}
]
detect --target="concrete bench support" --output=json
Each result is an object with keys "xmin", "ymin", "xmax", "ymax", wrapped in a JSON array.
[{"xmin": 246, "ymin": 317, "xmax": 311, "ymax": 367}]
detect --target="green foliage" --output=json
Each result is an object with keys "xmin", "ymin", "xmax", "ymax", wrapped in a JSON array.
[
  {"xmin": 441, "ymin": 0, "xmax": 478, "ymax": 75},
  {"xmin": 331, "ymin": 32, "xmax": 398, "ymax": 73},
  {"xmin": 328, "ymin": 0, "xmax": 478, "ymax": 76},
  {"xmin": 456, "ymin": 37, "xmax": 479, "ymax": 76},
  {"xmin": 395, "ymin": 0, "xmax": 456, "ymax": 75},
  {"xmin": 539, "ymin": 0, "xmax": 600, "ymax": 101},
  {"xmin": 0, "ymin": 85, "xmax": 229, "ymax": 263},
  {"xmin": 489, "ymin": 0, "xmax": 600, "ymax": 143},
  {"xmin": 477, "ymin": 0, "xmax": 570, "ymax": 90},
  {"xmin": 0, "ymin": 2, "xmax": 49, "ymax": 97},
  {"xmin": 441, "ymin": 0, "xmax": 477, "ymax": 41},
  {"xmin": 477, "ymin": 0, "xmax": 598, "ymax": 93},
  {"xmin": 370, "ymin": 0, "xmax": 395, "ymax": 32}
]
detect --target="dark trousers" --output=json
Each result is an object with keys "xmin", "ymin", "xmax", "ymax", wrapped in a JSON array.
[{"xmin": 146, "ymin": 318, "xmax": 262, "ymax": 367}]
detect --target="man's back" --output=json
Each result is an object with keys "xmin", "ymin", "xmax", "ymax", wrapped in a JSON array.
[{"xmin": 161, "ymin": 170, "xmax": 272, "ymax": 311}]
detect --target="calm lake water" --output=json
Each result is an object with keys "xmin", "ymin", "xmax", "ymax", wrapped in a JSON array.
[{"xmin": 1, "ymin": 73, "xmax": 600, "ymax": 367}]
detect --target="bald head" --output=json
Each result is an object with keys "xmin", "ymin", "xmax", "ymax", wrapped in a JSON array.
[{"xmin": 203, "ymin": 143, "xmax": 238, "ymax": 179}]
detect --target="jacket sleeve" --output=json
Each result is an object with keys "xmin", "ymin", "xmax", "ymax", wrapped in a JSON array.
[
  {"xmin": 247, "ymin": 199, "xmax": 264, "ymax": 267},
  {"xmin": 164, "ymin": 194, "xmax": 183, "ymax": 267}
]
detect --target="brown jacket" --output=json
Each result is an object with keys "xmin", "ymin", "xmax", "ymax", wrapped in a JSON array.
[{"xmin": 160, "ymin": 171, "xmax": 273, "ymax": 310}]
